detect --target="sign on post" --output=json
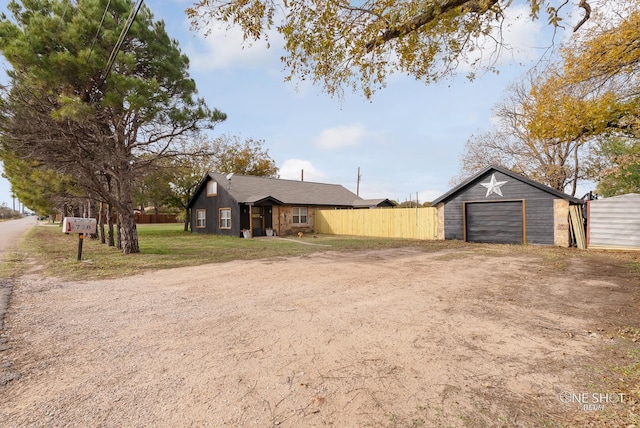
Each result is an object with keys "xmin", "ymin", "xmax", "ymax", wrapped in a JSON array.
[
  {"xmin": 63, "ymin": 217, "xmax": 97, "ymax": 234},
  {"xmin": 62, "ymin": 217, "xmax": 97, "ymax": 261}
]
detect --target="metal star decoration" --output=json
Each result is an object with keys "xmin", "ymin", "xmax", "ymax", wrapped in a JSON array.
[{"xmin": 480, "ymin": 174, "xmax": 508, "ymax": 197}]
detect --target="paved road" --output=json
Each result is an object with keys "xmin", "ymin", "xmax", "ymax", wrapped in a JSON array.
[
  {"xmin": 0, "ymin": 216, "xmax": 37, "ymax": 253},
  {"xmin": 1, "ymin": 216, "xmax": 37, "ymax": 332}
]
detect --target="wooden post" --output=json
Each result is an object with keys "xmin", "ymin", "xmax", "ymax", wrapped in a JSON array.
[
  {"xmin": 63, "ymin": 217, "xmax": 96, "ymax": 260},
  {"xmin": 249, "ymin": 203, "xmax": 253, "ymax": 239},
  {"xmin": 77, "ymin": 233, "xmax": 84, "ymax": 261}
]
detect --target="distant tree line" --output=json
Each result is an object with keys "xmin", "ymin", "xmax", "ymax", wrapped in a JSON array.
[{"xmin": 0, "ymin": 204, "xmax": 21, "ymax": 220}]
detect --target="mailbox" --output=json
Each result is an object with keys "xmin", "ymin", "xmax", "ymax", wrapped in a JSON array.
[{"xmin": 63, "ymin": 217, "xmax": 97, "ymax": 234}]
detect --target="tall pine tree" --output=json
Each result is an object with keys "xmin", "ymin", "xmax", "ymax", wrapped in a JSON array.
[{"xmin": 0, "ymin": 0, "xmax": 226, "ymax": 253}]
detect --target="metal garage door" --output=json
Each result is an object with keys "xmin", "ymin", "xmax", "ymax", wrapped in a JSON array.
[{"xmin": 464, "ymin": 201, "xmax": 525, "ymax": 244}]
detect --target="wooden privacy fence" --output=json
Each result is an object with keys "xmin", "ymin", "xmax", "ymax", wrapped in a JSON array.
[
  {"xmin": 134, "ymin": 213, "xmax": 178, "ymax": 224},
  {"xmin": 315, "ymin": 207, "xmax": 438, "ymax": 240},
  {"xmin": 54, "ymin": 213, "xmax": 179, "ymax": 224}
]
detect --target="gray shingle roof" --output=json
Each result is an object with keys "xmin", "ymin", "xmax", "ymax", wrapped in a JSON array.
[
  {"xmin": 208, "ymin": 172, "xmax": 362, "ymax": 206},
  {"xmin": 431, "ymin": 165, "xmax": 584, "ymax": 205},
  {"xmin": 352, "ymin": 198, "xmax": 394, "ymax": 208}
]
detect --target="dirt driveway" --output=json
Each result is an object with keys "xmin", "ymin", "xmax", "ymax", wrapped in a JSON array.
[{"xmin": 1, "ymin": 246, "xmax": 639, "ymax": 427}]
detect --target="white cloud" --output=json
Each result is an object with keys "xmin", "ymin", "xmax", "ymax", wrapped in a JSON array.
[
  {"xmin": 419, "ymin": 189, "xmax": 445, "ymax": 203},
  {"xmin": 313, "ymin": 123, "xmax": 368, "ymax": 150},
  {"xmin": 184, "ymin": 19, "xmax": 283, "ymax": 72},
  {"xmin": 355, "ymin": 179, "xmax": 394, "ymax": 200},
  {"xmin": 460, "ymin": 4, "xmax": 545, "ymax": 71},
  {"xmin": 279, "ymin": 159, "xmax": 325, "ymax": 182},
  {"xmin": 498, "ymin": 4, "xmax": 546, "ymax": 61}
]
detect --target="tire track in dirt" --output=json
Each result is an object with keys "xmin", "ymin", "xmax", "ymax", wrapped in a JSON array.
[{"xmin": 1, "ymin": 247, "xmax": 637, "ymax": 427}]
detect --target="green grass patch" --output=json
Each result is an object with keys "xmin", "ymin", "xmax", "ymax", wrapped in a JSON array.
[
  {"xmin": 18, "ymin": 223, "xmax": 452, "ymax": 280},
  {"xmin": 629, "ymin": 261, "xmax": 640, "ymax": 274},
  {"xmin": 16, "ymin": 223, "xmax": 640, "ymax": 281},
  {"xmin": 0, "ymin": 250, "xmax": 28, "ymax": 278}
]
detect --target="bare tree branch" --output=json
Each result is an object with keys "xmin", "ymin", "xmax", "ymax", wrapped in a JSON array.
[
  {"xmin": 363, "ymin": 0, "xmax": 499, "ymax": 52},
  {"xmin": 573, "ymin": 0, "xmax": 591, "ymax": 32}
]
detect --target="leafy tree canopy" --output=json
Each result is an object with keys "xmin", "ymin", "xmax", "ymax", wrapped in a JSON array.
[
  {"xmin": 523, "ymin": 1, "xmax": 639, "ymax": 143},
  {"xmin": 188, "ymin": 0, "xmax": 595, "ymax": 97},
  {"xmin": 587, "ymin": 138, "xmax": 640, "ymax": 196},
  {"xmin": 211, "ymin": 134, "xmax": 279, "ymax": 178},
  {"xmin": 0, "ymin": 147, "xmax": 82, "ymax": 215}
]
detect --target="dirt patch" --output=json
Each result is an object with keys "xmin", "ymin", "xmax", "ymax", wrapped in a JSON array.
[{"xmin": 0, "ymin": 247, "xmax": 639, "ymax": 427}]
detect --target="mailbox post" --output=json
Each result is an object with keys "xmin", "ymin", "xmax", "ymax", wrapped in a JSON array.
[{"xmin": 62, "ymin": 217, "xmax": 98, "ymax": 261}]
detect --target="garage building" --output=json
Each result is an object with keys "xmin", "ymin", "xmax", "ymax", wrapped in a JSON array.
[{"xmin": 431, "ymin": 166, "xmax": 584, "ymax": 246}]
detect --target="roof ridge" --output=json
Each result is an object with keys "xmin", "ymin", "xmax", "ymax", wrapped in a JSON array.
[{"xmin": 210, "ymin": 171, "xmax": 346, "ymax": 187}]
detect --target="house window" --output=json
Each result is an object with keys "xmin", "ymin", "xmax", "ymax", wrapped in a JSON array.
[
  {"xmin": 219, "ymin": 208, "xmax": 231, "ymax": 229},
  {"xmin": 207, "ymin": 180, "xmax": 217, "ymax": 196},
  {"xmin": 292, "ymin": 207, "xmax": 308, "ymax": 225},
  {"xmin": 196, "ymin": 209, "xmax": 206, "ymax": 228}
]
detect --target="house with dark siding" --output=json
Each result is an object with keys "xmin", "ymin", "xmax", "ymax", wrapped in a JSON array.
[
  {"xmin": 431, "ymin": 166, "xmax": 584, "ymax": 246},
  {"xmin": 187, "ymin": 172, "xmax": 394, "ymax": 237}
]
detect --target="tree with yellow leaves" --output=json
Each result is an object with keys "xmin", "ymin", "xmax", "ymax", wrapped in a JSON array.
[
  {"xmin": 456, "ymin": 1, "xmax": 639, "ymax": 195},
  {"xmin": 187, "ymin": 0, "xmax": 595, "ymax": 98},
  {"xmin": 455, "ymin": 70, "xmax": 590, "ymax": 195},
  {"xmin": 525, "ymin": 3, "xmax": 639, "ymax": 194}
]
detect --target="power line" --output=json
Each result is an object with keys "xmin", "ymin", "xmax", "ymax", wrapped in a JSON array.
[
  {"xmin": 86, "ymin": 0, "xmax": 112, "ymax": 65},
  {"xmin": 54, "ymin": 0, "xmax": 71, "ymax": 37},
  {"xmin": 91, "ymin": 0, "xmax": 144, "ymax": 102},
  {"xmin": 103, "ymin": 0, "xmax": 144, "ymax": 80}
]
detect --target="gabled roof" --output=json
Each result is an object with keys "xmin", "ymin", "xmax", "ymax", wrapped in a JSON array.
[
  {"xmin": 188, "ymin": 172, "xmax": 364, "ymax": 207},
  {"xmin": 352, "ymin": 198, "xmax": 396, "ymax": 208},
  {"xmin": 431, "ymin": 165, "xmax": 584, "ymax": 205}
]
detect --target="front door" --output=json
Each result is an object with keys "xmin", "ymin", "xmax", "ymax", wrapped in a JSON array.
[{"xmin": 251, "ymin": 206, "xmax": 263, "ymax": 236}]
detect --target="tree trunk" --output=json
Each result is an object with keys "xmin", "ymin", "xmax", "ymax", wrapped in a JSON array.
[
  {"xmin": 183, "ymin": 207, "xmax": 190, "ymax": 232},
  {"xmin": 107, "ymin": 203, "xmax": 115, "ymax": 247},
  {"xmin": 571, "ymin": 144, "xmax": 580, "ymax": 197},
  {"xmin": 116, "ymin": 214, "xmax": 121, "ymax": 250},
  {"xmin": 115, "ymin": 177, "xmax": 139, "ymax": 254},
  {"xmin": 117, "ymin": 208, "xmax": 139, "ymax": 254},
  {"xmin": 88, "ymin": 200, "xmax": 99, "ymax": 240},
  {"xmin": 98, "ymin": 201, "xmax": 106, "ymax": 244},
  {"xmin": 104, "ymin": 176, "xmax": 115, "ymax": 247}
]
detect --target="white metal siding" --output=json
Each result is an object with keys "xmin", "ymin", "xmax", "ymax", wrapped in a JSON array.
[{"xmin": 589, "ymin": 194, "xmax": 640, "ymax": 249}]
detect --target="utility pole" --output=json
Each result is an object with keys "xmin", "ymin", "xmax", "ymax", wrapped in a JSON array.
[
  {"xmin": 356, "ymin": 167, "xmax": 361, "ymax": 197},
  {"xmin": 301, "ymin": 169, "xmax": 304, "ymax": 182}
]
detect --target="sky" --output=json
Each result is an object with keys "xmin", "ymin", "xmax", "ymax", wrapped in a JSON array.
[{"xmin": 0, "ymin": 0, "xmax": 595, "ymax": 210}]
